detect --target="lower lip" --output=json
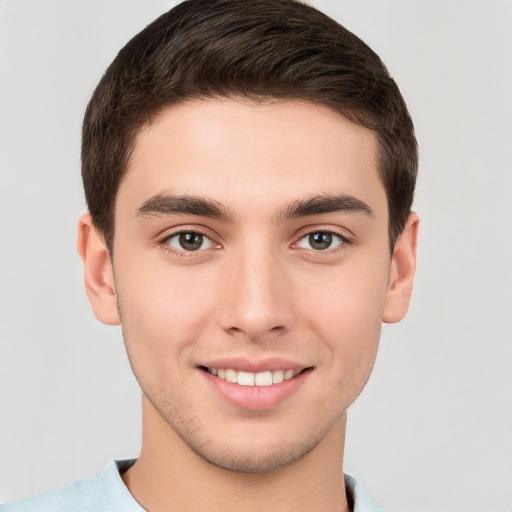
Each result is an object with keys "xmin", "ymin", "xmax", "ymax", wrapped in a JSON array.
[{"xmin": 200, "ymin": 369, "xmax": 312, "ymax": 411}]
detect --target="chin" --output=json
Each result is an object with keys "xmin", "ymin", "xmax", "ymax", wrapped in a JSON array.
[
  {"xmin": 165, "ymin": 409, "xmax": 339, "ymax": 474},
  {"xmin": 186, "ymin": 437, "xmax": 321, "ymax": 474}
]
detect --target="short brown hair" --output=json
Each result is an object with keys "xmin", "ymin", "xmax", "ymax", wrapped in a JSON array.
[{"xmin": 82, "ymin": 0, "xmax": 417, "ymax": 252}]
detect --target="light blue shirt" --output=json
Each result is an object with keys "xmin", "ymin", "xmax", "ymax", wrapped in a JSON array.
[{"xmin": 1, "ymin": 460, "xmax": 386, "ymax": 512}]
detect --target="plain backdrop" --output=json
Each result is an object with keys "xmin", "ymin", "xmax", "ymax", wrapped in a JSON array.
[{"xmin": 1, "ymin": 1, "xmax": 511, "ymax": 510}]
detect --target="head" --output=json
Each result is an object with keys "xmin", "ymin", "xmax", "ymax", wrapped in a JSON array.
[
  {"xmin": 82, "ymin": 0, "xmax": 417, "ymax": 254},
  {"xmin": 78, "ymin": 0, "xmax": 419, "ymax": 475}
]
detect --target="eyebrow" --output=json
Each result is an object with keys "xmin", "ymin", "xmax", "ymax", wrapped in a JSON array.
[
  {"xmin": 136, "ymin": 192, "xmax": 235, "ymax": 222},
  {"xmin": 135, "ymin": 192, "xmax": 373, "ymax": 223},
  {"xmin": 278, "ymin": 194, "xmax": 374, "ymax": 221}
]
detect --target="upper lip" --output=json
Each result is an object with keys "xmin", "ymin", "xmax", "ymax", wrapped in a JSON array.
[{"xmin": 199, "ymin": 356, "xmax": 311, "ymax": 373}]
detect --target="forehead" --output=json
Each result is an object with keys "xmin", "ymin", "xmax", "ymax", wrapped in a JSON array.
[{"xmin": 118, "ymin": 98, "xmax": 385, "ymax": 219}]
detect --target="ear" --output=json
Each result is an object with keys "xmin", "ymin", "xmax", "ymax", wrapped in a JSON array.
[
  {"xmin": 382, "ymin": 212, "xmax": 419, "ymax": 324},
  {"xmin": 77, "ymin": 213, "xmax": 120, "ymax": 326}
]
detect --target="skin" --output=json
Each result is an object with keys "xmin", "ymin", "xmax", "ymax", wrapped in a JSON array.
[{"xmin": 78, "ymin": 98, "xmax": 418, "ymax": 511}]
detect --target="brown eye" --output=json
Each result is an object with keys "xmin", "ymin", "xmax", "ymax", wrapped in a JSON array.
[
  {"xmin": 297, "ymin": 231, "xmax": 343, "ymax": 251},
  {"xmin": 166, "ymin": 232, "xmax": 213, "ymax": 252},
  {"xmin": 179, "ymin": 233, "xmax": 203, "ymax": 250},
  {"xmin": 309, "ymin": 232, "xmax": 332, "ymax": 250}
]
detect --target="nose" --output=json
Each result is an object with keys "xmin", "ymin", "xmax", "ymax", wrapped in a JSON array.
[{"xmin": 218, "ymin": 243, "xmax": 295, "ymax": 341}]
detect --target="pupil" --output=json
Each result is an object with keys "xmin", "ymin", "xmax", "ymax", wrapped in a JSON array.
[
  {"xmin": 179, "ymin": 232, "xmax": 203, "ymax": 251},
  {"xmin": 309, "ymin": 232, "xmax": 332, "ymax": 250}
]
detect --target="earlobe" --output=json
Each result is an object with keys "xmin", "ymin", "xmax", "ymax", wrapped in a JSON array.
[
  {"xmin": 382, "ymin": 212, "xmax": 419, "ymax": 324},
  {"xmin": 77, "ymin": 214, "xmax": 121, "ymax": 326}
]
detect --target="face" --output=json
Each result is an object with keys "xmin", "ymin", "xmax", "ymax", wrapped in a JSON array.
[{"xmin": 97, "ymin": 98, "xmax": 406, "ymax": 472}]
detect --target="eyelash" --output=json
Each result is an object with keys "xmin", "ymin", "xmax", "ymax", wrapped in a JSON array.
[
  {"xmin": 159, "ymin": 228, "xmax": 217, "ymax": 257},
  {"xmin": 294, "ymin": 229, "xmax": 350, "ymax": 252},
  {"xmin": 158, "ymin": 227, "xmax": 352, "ymax": 257}
]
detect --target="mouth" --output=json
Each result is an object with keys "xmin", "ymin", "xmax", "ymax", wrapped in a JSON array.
[{"xmin": 199, "ymin": 366, "xmax": 311, "ymax": 387}]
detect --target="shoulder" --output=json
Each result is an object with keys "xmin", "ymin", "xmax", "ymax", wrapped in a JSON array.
[
  {"xmin": 345, "ymin": 473, "xmax": 387, "ymax": 512},
  {"xmin": 0, "ymin": 478, "xmax": 101, "ymax": 512},
  {"xmin": 0, "ymin": 460, "xmax": 140, "ymax": 512}
]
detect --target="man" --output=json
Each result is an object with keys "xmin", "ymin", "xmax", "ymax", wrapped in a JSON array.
[{"xmin": 2, "ymin": 0, "xmax": 418, "ymax": 510}]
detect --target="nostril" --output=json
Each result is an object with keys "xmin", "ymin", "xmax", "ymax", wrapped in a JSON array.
[{"xmin": 227, "ymin": 326, "xmax": 244, "ymax": 334}]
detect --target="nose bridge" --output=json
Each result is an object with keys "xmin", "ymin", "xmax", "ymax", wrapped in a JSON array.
[{"xmin": 219, "ymin": 237, "xmax": 292, "ymax": 338}]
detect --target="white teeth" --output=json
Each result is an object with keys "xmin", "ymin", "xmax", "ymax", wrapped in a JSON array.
[
  {"xmin": 272, "ymin": 369, "xmax": 284, "ymax": 384},
  {"xmin": 225, "ymin": 369, "xmax": 238, "ymax": 383},
  {"xmin": 284, "ymin": 369, "xmax": 294, "ymax": 380},
  {"xmin": 254, "ymin": 371, "xmax": 272, "ymax": 386},
  {"xmin": 207, "ymin": 367, "xmax": 303, "ymax": 386},
  {"xmin": 238, "ymin": 371, "xmax": 255, "ymax": 386}
]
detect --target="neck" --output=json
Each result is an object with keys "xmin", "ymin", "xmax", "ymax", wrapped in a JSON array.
[{"xmin": 122, "ymin": 396, "xmax": 350, "ymax": 512}]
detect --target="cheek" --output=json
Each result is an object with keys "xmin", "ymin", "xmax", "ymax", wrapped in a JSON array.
[
  {"xmin": 115, "ymin": 260, "xmax": 219, "ymax": 358},
  {"xmin": 300, "ymin": 260, "xmax": 389, "ymax": 364}
]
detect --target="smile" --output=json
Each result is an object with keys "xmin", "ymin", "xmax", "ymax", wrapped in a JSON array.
[
  {"xmin": 202, "ymin": 367, "xmax": 304, "ymax": 386},
  {"xmin": 199, "ymin": 364, "xmax": 313, "ymax": 410}
]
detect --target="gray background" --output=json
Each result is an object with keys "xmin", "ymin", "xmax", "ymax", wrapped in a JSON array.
[{"xmin": 1, "ymin": 1, "xmax": 511, "ymax": 510}]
